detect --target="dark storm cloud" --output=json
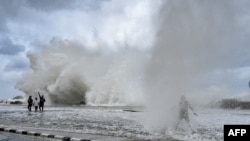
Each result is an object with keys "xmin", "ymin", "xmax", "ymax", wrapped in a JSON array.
[{"xmin": 0, "ymin": 38, "xmax": 25, "ymax": 55}]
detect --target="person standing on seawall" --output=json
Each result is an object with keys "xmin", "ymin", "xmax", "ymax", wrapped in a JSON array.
[
  {"xmin": 38, "ymin": 91, "xmax": 46, "ymax": 112},
  {"xmin": 27, "ymin": 96, "xmax": 33, "ymax": 111}
]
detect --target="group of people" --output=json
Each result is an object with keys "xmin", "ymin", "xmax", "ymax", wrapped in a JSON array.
[{"xmin": 27, "ymin": 92, "xmax": 46, "ymax": 112}]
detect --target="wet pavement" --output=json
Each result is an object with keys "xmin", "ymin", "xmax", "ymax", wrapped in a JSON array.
[{"xmin": 2, "ymin": 105, "xmax": 249, "ymax": 141}]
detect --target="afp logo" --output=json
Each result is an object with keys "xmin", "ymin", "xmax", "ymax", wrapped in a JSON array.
[{"xmin": 224, "ymin": 125, "xmax": 250, "ymax": 141}]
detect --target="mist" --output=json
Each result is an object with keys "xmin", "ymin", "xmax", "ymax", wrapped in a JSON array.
[{"xmin": 143, "ymin": 0, "xmax": 246, "ymax": 130}]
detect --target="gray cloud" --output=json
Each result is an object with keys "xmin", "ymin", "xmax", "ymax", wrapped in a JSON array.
[
  {"xmin": 4, "ymin": 58, "xmax": 29, "ymax": 71},
  {"xmin": 26, "ymin": 0, "xmax": 107, "ymax": 12},
  {"xmin": 0, "ymin": 0, "xmax": 107, "ymax": 40},
  {"xmin": 0, "ymin": 0, "xmax": 23, "ymax": 17},
  {"xmin": 0, "ymin": 0, "xmax": 24, "ymax": 33},
  {"xmin": 26, "ymin": 0, "xmax": 76, "ymax": 11},
  {"xmin": 0, "ymin": 22, "xmax": 7, "ymax": 32},
  {"xmin": 0, "ymin": 38, "xmax": 25, "ymax": 55}
]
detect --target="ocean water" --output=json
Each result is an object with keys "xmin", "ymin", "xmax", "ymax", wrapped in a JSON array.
[{"xmin": 0, "ymin": 105, "xmax": 250, "ymax": 141}]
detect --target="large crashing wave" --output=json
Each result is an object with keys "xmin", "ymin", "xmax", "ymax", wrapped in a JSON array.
[{"xmin": 16, "ymin": 39, "xmax": 146, "ymax": 105}]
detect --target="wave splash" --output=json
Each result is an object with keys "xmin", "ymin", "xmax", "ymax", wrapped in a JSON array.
[{"xmin": 16, "ymin": 39, "xmax": 146, "ymax": 105}]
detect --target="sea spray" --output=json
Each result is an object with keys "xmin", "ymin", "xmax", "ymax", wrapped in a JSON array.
[
  {"xmin": 16, "ymin": 39, "xmax": 146, "ymax": 105},
  {"xmin": 86, "ymin": 50, "xmax": 146, "ymax": 106},
  {"xmin": 16, "ymin": 40, "xmax": 91, "ymax": 104},
  {"xmin": 143, "ymin": 0, "xmax": 241, "ymax": 131}
]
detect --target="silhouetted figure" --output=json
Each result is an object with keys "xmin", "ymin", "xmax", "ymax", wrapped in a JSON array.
[
  {"xmin": 27, "ymin": 96, "xmax": 33, "ymax": 111},
  {"xmin": 175, "ymin": 96, "xmax": 197, "ymax": 132},
  {"xmin": 38, "ymin": 92, "xmax": 45, "ymax": 112},
  {"xmin": 33, "ymin": 97, "xmax": 39, "ymax": 112}
]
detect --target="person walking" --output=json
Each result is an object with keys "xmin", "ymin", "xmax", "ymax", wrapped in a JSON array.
[
  {"xmin": 27, "ymin": 96, "xmax": 33, "ymax": 111},
  {"xmin": 38, "ymin": 92, "xmax": 46, "ymax": 112},
  {"xmin": 175, "ymin": 95, "xmax": 197, "ymax": 132}
]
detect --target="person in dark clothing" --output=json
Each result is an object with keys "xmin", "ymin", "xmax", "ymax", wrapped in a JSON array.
[
  {"xmin": 175, "ymin": 95, "xmax": 197, "ymax": 132},
  {"xmin": 27, "ymin": 96, "xmax": 33, "ymax": 111},
  {"xmin": 38, "ymin": 92, "xmax": 46, "ymax": 112}
]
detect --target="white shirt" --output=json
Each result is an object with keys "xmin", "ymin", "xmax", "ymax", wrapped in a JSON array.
[{"xmin": 33, "ymin": 100, "xmax": 39, "ymax": 107}]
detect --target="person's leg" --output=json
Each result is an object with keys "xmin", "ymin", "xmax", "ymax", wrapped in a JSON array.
[
  {"xmin": 175, "ymin": 121, "xmax": 180, "ymax": 131},
  {"xmin": 41, "ymin": 103, "xmax": 44, "ymax": 111},
  {"xmin": 185, "ymin": 116, "xmax": 194, "ymax": 132},
  {"xmin": 175, "ymin": 117, "xmax": 182, "ymax": 131},
  {"xmin": 28, "ymin": 105, "xmax": 31, "ymax": 111},
  {"xmin": 175, "ymin": 112, "xmax": 184, "ymax": 131}
]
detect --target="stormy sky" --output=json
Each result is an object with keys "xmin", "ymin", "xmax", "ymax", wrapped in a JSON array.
[
  {"xmin": 0, "ymin": 0, "xmax": 158, "ymax": 99},
  {"xmin": 0, "ymin": 0, "xmax": 250, "ymax": 100}
]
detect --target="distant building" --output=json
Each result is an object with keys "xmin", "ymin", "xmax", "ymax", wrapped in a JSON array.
[{"xmin": 220, "ymin": 99, "xmax": 250, "ymax": 109}]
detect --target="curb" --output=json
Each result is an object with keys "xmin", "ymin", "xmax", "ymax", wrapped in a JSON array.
[{"xmin": 0, "ymin": 126, "xmax": 92, "ymax": 141}]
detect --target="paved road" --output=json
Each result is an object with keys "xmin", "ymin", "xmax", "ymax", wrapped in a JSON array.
[{"xmin": 0, "ymin": 132, "xmax": 52, "ymax": 141}]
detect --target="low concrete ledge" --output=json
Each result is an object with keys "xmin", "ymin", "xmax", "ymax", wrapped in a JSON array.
[
  {"xmin": 48, "ymin": 134, "xmax": 55, "ymax": 138},
  {"xmin": 0, "ymin": 127, "xmax": 5, "ymax": 131},
  {"xmin": 54, "ymin": 135, "xmax": 65, "ymax": 140},
  {"xmin": 22, "ymin": 131, "xmax": 28, "ymax": 135},
  {"xmin": 0, "ymin": 126, "xmax": 93, "ymax": 141},
  {"xmin": 41, "ymin": 133, "xmax": 55, "ymax": 138},
  {"xmin": 54, "ymin": 135, "xmax": 73, "ymax": 141},
  {"xmin": 70, "ymin": 138, "xmax": 91, "ymax": 141},
  {"xmin": 4, "ymin": 128, "xmax": 14, "ymax": 132},
  {"xmin": 27, "ymin": 131, "xmax": 41, "ymax": 136},
  {"xmin": 9, "ymin": 129, "xmax": 16, "ymax": 133},
  {"xmin": 16, "ymin": 130, "xmax": 28, "ymax": 135},
  {"xmin": 16, "ymin": 130, "xmax": 24, "ymax": 134},
  {"xmin": 3, "ymin": 128, "xmax": 9, "ymax": 132},
  {"xmin": 62, "ymin": 136, "xmax": 71, "ymax": 141}
]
